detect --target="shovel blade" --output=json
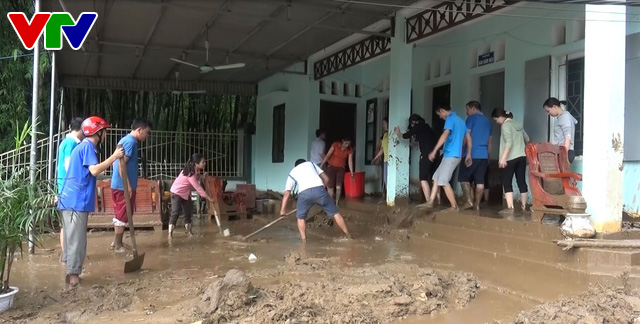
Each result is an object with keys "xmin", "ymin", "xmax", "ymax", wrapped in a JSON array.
[{"xmin": 124, "ymin": 252, "xmax": 145, "ymax": 273}]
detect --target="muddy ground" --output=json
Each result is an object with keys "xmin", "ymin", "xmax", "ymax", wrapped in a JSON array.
[
  {"xmin": 195, "ymin": 254, "xmax": 480, "ymax": 324},
  {"xmin": 4, "ymin": 248, "xmax": 480, "ymax": 324},
  {"xmin": 495, "ymin": 286, "xmax": 640, "ymax": 324},
  {"xmin": 2, "ymin": 206, "xmax": 475, "ymax": 324},
  {"xmin": 3, "ymin": 204, "xmax": 640, "ymax": 323}
]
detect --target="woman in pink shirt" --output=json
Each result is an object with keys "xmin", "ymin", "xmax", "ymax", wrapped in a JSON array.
[{"xmin": 169, "ymin": 153, "xmax": 213, "ymax": 238}]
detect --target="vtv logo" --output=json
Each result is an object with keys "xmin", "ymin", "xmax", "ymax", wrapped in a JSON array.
[{"xmin": 7, "ymin": 12, "xmax": 98, "ymax": 50}]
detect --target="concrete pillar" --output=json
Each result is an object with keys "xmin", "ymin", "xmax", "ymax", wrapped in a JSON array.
[
  {"xmin": 582, "ymin": 3, "xmax": 626, "ymax": 233},
  {"xmin": 386, "ymin": 13, "xmax": 412, "ymax": 205}
]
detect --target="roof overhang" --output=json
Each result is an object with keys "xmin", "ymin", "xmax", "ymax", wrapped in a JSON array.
[{"xmin": 44, "ymin": 0, "xmax": 416, "ymax": 95}]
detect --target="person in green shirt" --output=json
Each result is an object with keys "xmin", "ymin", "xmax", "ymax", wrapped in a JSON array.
[
  {"xmin": 372, "ymin": 118, "xmax": 389, "ymax": 197},
  {"xmin": 491, "ymin": 108, "xmax": 530, "ymax": 215}
]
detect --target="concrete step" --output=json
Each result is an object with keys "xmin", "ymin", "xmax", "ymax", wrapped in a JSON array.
[
  {"xmin": 417, "ymin": 215, "xmax": 640, "ymax": 268},
  {"xmin": 419, "ymin": 221, "xmax": 591, "ymax": 268},
  {"xmin": 424, "ymin": 210, "xmax": 564, "ymax": 241},
  {"xmin": 411, "ymin": 234, "xmax": 640, "ymax": 300},
  {"xmin": 583, "ymin": 248, "xmax": 640, "ymax": 267}
]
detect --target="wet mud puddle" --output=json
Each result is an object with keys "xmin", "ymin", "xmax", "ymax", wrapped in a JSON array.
[
  {"xmin": 398, "ymin": 289, "xmax": 538, "ymax": 324},
  {"xmin": 0, "ymin": 211, "xmax": 594, "ymax": 323}
]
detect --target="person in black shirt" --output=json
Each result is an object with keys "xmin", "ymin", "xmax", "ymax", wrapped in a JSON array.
[{"xmin": 394, "ymin": 114, "xmax": 437, "ymax": 206}]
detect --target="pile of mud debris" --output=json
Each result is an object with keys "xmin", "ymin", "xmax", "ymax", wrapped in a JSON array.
[
  {"xmin": 6, "ymin": 279, "xmax": 142, "ymax": 323},
  {"xmin": 497, "ymin": 286, "xmax": 640, "ymax": 324},
  {"xmin": 195, "ymin": 252, "xmax": 480, "ymax": 324}
]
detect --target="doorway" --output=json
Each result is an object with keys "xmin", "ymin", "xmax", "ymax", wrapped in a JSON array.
[
  {"xmin": 319, "ymin": 100, "xmax": 357, "ymax": 156},
  {"xmin": 480, "ymin": 72, "xmax": 505, "ymax": 160},
  {"xmin": 431, "ymin": 84, "xmax": 451, "ymax": 137}
]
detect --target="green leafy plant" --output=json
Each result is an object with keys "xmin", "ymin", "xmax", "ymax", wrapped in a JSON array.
[{"xmin": 0, "ymin": 120, "xmax": 57, "ymax": 294}]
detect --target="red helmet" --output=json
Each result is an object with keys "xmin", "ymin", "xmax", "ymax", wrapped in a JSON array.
[{"xmin": 82, "ymin": 116, "xmax": 110, "ymax": 136}]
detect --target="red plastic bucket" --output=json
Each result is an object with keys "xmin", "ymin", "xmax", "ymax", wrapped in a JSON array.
[{"xmin": 344, "ymin": 172, "xmax": 365, "ymax": 198}]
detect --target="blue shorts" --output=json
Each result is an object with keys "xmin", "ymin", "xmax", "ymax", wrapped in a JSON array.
[
  {"xmin": 458, "ymin": 158, "xmax": 489, "ymax": 185},
  {"xmin": 297, "ymin": 186, "xmax": 339, "ymax": 220}
]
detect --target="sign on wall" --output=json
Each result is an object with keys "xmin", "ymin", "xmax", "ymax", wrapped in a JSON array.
[{"xmin": 478, "ymin": 52, "xmax": 495, "ymax": 67}]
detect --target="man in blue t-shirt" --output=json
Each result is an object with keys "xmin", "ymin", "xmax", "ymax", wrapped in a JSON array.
[
  {"xmin": 58, "ymin": 116, "xmax": 123, "ymax": 287},
  {"xmin": 57, "ymin": 117, "xmax": 84, "ymax": 263},
  {"xmin": 111, "ymin": 118, "xmax": 152, "ymax": 252},
  {"xmin": 425, "ymin": 104, "xmax": 472, "ymax": 212},
  {"xmin": 458, "ymin": 101, "xmax": 492, "ymax": 211}
]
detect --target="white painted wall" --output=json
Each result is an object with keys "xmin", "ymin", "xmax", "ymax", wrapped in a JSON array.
[{"xmin": 254, "ymin": 3, "xmax": 640, "ymax": 212}]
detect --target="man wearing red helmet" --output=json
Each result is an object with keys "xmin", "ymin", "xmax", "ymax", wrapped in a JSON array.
[{"xmin": 58, "ymin": 116, "xmax": 124, "ymax": 287}]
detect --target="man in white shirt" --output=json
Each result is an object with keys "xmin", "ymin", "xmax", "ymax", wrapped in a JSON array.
[
  {"xmin": 309, "ymin": 129, "xmax": 326, "ymax": 166},
  {"xmin": 280, "ymin": 159, "xmax": 351, "ymax": 242}
]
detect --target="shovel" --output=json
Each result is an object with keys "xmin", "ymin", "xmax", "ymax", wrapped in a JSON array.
[
  {"xmin": 242, "ymin": 209, "xmax": 296, "ymax": 240},
  {"xmin": 118, "ymin": 146, "xmax": 145, "ymax": 273}
]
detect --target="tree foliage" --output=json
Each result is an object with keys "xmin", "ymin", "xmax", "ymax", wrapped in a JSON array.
[
  {"xmin": 0, "ymin": 0, "xmax": 52, "ymax": 152},
  {"xmin": 0, "ymin": 0, "xmax": 256, "ymax": 153},
  {"xmin": 61, "ymin": 89, "xmax": 256, "ymax": 134}
]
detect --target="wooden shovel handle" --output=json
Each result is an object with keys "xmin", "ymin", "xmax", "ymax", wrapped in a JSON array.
[{"xmin": 242, "ymin": 209, "xmax": 297, "ymax": 240}]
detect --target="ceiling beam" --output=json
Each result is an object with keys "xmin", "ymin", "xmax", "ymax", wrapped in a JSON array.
[
  {"xmin": 239, "ymin": 0, "xmax": 392, "ymax": 21},
  {"xmin": 201, "ymin": 4, "xmax": 289, "ymax": 81},
  {"xmin": 161, "ymin": 0, "xmax": 232, "ymax": 80},
  {"xmin": 98, "ymin": 0, "xmax": 391, "ymax": 38},
  {"xmin": 228, "ymin": 1, "xmax": 353, "ymax": 82},
  {"xmin": 228, "ymin": 5, "xmax": 287, "ymax": 54},
  {"xmin": 205, "ymin": 4, "xmax": 288, "ymax": 81},
  {"xmin": 58, "ymin": 49, "xmax": 305, "ymax": 64},
  {"xmin": 59, "ymin": 75, "xmax": 257, "ymax": 96},
  {"xmin": 255, "ymin": 60, "xmax": 308, "ymax": 83},
  {"xmin": 130, "ymin": 6, "xmax": 165, "ymax": 78},
  {"xmin": 90, "ymin": 0, "xmax": 114, "ymax": 76},
  {"xmin": 84, "ymin": 40, "xmax": 303, "ymax": 61},
  {"xmin": 222, "ymin": 8, "xmax": 390, "ymax": 37}
]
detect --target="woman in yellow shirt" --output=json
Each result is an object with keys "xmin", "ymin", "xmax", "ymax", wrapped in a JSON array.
[{"xmin": 372, "ymin": 118, "xmax": 389, "ymax": 196}]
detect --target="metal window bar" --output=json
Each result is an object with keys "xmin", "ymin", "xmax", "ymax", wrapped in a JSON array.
[{"xmin": 0, "ymin": 129, "xmax": 243, "ymax": 182}]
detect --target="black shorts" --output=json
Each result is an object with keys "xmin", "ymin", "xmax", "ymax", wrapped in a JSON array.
[
  {"xmin": 419, "ymin": 155, "xmax": 433, "ymax": 181},
  {"xmin": 458, "ymin": 158, "xmax": 489, "ymax": 185},
  {"xmin": 568, "ymin": 150, "xmax": 575, "ymax": 164},
  {"xmin": 484, "ymin": 163, "xmax": 490, "ymax": 186}
]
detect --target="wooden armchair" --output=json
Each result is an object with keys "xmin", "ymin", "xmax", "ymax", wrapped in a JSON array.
[
  {"xmin": 203, "ymin": 176, "xmax": 247, "ymax": 220},
  {"xmin": 525, "ymin": 142, "xmax": 587, "ymax": 221},
  {"xmin": 89, "ymin": 179, "xmax": 163, "ymax": 228}
]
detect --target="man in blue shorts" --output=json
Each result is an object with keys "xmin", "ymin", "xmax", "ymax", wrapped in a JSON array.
[
  {"xmin": 280, "ymin": 159, "xmax": 351, "ymax": 242},
  {"xmin": 426, "ymin": 104, "xmax": 472, "ymax": 212},
  {"xmin": 459, "ymin": 101, "xmax": 491, "ymax": 210}
]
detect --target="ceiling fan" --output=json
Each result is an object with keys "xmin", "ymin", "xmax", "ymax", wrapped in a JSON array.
[
  {"xmin": 171, "ymin": 71, "xmax": 205, "ymax": 95},
  {"xmin": 170, "ymin": 31, "xmax": 246, "ymax": 73}
]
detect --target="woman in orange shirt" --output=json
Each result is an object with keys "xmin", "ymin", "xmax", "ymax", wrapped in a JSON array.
[{"xmin": 320, "ymin": 137, "xmax": 354, "ymax": 205}]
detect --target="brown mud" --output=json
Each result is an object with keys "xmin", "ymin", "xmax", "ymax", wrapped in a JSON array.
[
  {"xmin": 495, "ymin": 286, "xmax": 640, "ymax": 324},
  {"xmin": 194, "ymin": 254, "xmax": 480, "ymax": 324},
  {"xmin": 2, "ymin": 203, "xmax": 639, "ymax": 323}
]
